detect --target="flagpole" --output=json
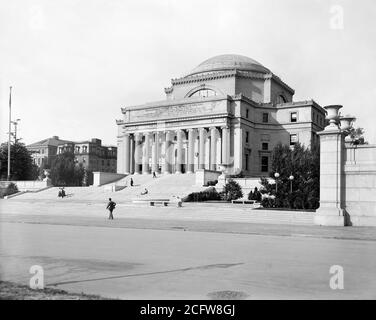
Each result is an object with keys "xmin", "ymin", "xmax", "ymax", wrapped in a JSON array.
[{"xmin": 7, "ymin": 86, "xmax": 12, "ymax": 181}]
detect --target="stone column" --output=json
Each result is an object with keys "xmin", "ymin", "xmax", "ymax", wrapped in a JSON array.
[
  {"xmin": 163, "ymin": 131, "xmax": 172, "ymax": 174},
  {"xmin": 124, "ymin": 134, "xmax": 130, "ymax": 174},
  {"xmin": 116, "ymin": 138, "xmax": 124, "ymax": 174},
  {"xmin": 175, "ymin": 129, "xmax": 183, "ymax": 174},
  {"xmin": 129, "ymin": 135, "xmax": 135, "ymax": 174},
  {"xmin": 134, "ymin": 133, "xmax": 142, "ymax": 174},
  {"xmin": 187, "ymin": 129, "xmax": 196, "ymax": 173},
  {"xmin": 199, "ymin": 128, "xmax": 206, "ymax": 170},
  {"xmin": 142, "ymin": 132, "xmax": 150, "ymax": 174},
  {"xmin": 314, "ymin": 105, "xmax": 346, "ymax": 226},
  {"xmin": 152, "ymin": 132, "xmax": 159, "ymax": 173},
  {"xmin": 210, "ymin": 127, "xmax": 217, "ymax": 171},
  {"xmin": 221, "ymin": 126, "xmax": 230, "ymax": 165}
]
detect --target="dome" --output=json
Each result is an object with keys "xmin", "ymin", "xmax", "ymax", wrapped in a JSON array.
[{"xmin": 187, "ymin": 54, "xmax": 270, "ymax": 76}]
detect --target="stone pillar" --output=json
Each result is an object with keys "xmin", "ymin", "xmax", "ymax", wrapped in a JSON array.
[
  {"xmin": 134, "ymin": 133, "xmax": 142, "ymax": 174},
  {"xmin": 142, "ymin": 132, "xmax": 150, "ymax": 174},
  {"xmin": 176, "ymin": 129, "xmax": 183, "ymax": 174},
  {"xmin": 314, "ymin": 105, "xmax": 346, "ymax": 226},
  {"xmin": 124, "ymin": 134, "xmax": 130, "ymax": 174},
  {"xmin": 152, "ymin": 132, "xmax": 159, "ymax": 173},
  {"xmin": 234, "ymin": 127, "xmax": 243, "ymax": 173},
  {"xmin": 187, "ymin": 129, "xmax": 196, "ymax": 173},
  {"xmin": 129, "ymin": 135, "xmax": 135, "ymax": 174},
  {"xmin": 163, "ymin": 131, "xmax": 172, "ymax": 174},
  {"xmin": 210, "ymin": 127, "xmax": 217, "ymax": 171},
  {"xmin": 199, "ymin": 128, "xmax": 206, "ymax": 170},
  {"xmin": 221, "ymin": 126, "xmax": 230, "ymax": 165},
  {"xmin": 116, "ymin": 138, "xmax": 124, "ymax": 174}
]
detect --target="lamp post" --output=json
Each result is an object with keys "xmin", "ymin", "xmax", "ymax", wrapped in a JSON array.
[
  {"xmin": 289, "ymin": 174, "xmax": 294, "ymax": 193},
  {"xmin": 7, "ymin": 86, "xmax": 12, "ymax": 181},
  {"xmin": 11, "ymin": 119, "xmax": 21, "ymax": 143},
  {"xmin": 274, "ymin": 172, "xmax": 280, "ymax": 194}
]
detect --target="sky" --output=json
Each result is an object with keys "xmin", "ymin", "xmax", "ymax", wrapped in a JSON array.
[{"xmin": 1, "ymin": 0, "xmax": 376, "ymax": 146}]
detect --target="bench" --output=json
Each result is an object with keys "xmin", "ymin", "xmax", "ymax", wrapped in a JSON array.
[
  {"xmin": 232, "ymin": 199, "xmax": 255, "ymax": 204},
  {"xmin": 132, "ymin": 198, "xmax": 182, "ymax": 207},
  {"xmin": 150, "ymin": 200, "xmax": 169, "ymax": 206}
]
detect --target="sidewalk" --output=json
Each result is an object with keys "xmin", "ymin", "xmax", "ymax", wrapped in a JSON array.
[{"xmin": 1, "ymin": 200, "xmax": 376, "ymax": 242}]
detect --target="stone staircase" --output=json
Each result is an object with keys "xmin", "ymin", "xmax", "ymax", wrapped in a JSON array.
[
  {"xmin": 10, "ymin": 173, "xmax": 208, "ymax": 203},
  {"xmin": 113, "ymin": 173, "xmax": 208, "ymax": 201}
]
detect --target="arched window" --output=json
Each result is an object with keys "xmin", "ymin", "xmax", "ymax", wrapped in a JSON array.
[
  {"xmin": 276, "ymin": 95, "xmax": 287, "ymax": 104},
  {"xmin": 189, "ymin": 88, "xmax": 217, "ymax": 98}
]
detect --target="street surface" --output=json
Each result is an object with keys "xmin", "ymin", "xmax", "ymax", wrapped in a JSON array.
[{"xmin": 1, "ymin": 200, "xmax": 376, "ymax": 299}]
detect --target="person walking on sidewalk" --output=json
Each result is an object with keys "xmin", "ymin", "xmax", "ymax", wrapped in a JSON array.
[{"xmin": 106, "ymin": 198, "xmax": 116, "ymax": 220}]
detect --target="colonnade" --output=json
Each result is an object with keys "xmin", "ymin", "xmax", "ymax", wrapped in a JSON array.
[{"xmin": 118, "ymin": 126, "xmax": 231, "ymax": 175}]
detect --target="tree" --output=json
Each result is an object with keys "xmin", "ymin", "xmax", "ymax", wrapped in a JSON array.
[
  {"xmin": 50, "ymin": 152, "xmax": 85, "ymax": 186},
  {"xmin": 223, "ymin": 179, "xmax": 243, "ymax": 201},
  {"xmin": 260, "ymin": 142, "xmax": 320, "ymax": 210},
  {"xmin": 348, "ymin": 127, "xmax": 367, "ymax": 145},
  {"xmin": 0, "ymin": 142, "xmax": 37, "ymax": 180},
  {"xmin": 248, "ymin": 187, "xmax": 262, "ymax": 201}
]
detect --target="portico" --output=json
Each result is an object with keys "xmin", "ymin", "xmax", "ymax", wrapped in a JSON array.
[{"xmin": 117, "ymin": 123, "xmax": 229, "ymax": 175}]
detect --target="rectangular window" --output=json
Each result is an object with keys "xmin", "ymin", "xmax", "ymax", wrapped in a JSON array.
[
  {"xmin": 262, "ymin": 113, "xmax": 269, "ymax": 123},
  {"xmin": 290, "ymin": 112, "xmax": 297, "ymax": 122},
  {"xmin": 290, "ymin": 134, "xmax": 298, "ymax": 145},
  {"xmin": 246, "ymin": 131, "xmax": 249, "ymax": 143},
  {"xmin": 246, "ymin": 109, "xmax": 249, "ymax": 118},
  {"xmin": 262, "ymin": 142, "xmax": 268, "ymax": 150},
  {"xmin": 261, "ymin": 156, "xmax": 268, "ymax": 172},
  {"xmin": 245, "ymin": 154, "xmax": 249, "ymax": 170}
]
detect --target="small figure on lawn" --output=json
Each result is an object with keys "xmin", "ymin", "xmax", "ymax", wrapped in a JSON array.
[{"xmin": 141, "ymin": 188, "xmax": 148, "ymax": 195}]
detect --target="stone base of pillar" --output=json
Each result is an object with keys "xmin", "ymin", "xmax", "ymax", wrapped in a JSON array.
[
  {"xmin": 314, "ymin": 207, "xmax": 346, "ymax": 226},
  {"xmin": 175, "ymin": 171, "xmax": 182, "ymax": 174}
]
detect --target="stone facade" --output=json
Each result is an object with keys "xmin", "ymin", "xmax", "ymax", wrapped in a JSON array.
[
  {"xmin": 117, "ymin": 54, "xmax": 326, "ymax": 176},
  {"xmin": 314, "ymin": 105, "xmax": 376, "ymax": 226},
  {"xmin": 27, "ymin": 137, "xmax": 117, "ymax": 173}
]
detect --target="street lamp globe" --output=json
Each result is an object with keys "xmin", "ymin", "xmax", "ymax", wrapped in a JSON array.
[
  {"xmin": 289, "ymin": 175, "xmax": 294, "ymax": 181},
  {"xmin": 274, "ymin": 172, "xmax": 280, "ymax": 179}
]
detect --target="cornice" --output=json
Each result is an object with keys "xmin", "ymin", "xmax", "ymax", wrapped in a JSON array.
[
  {"xmin": 122, "ymin": 94, "xmax": 231, "ymax": 111},
  {"xmin": 122, "ymin": 113, "xmax": 233, "ymax": 128},
  {"xmin": 268, "ymin": 73, "xmax": 295, "ymax": 94},
  {"xmin": 171, "ymin": 69, "xmax": 266, "ymax": 86}
]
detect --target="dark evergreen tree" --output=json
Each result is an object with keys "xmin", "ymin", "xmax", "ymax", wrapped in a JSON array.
[
  {"xmin": 223, "ymin": 179, "xmax": 243, "ymax": 201},
  {"xmin": 260, "ymin": 142, "xmax": 320, "ymax": 209},
  {"xmin": 0, "ymin": 142, "xmax": 36, "ymax": 180}
]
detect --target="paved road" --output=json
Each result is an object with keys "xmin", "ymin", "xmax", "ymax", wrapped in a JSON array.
[{"xmin": 1, "ymin": 221, "xmax": 375, "ymax": 299}]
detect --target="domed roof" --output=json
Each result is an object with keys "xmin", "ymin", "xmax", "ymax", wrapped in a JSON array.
[{"xmin": 187, "ymin": 54, "xmax": 270, "ymax": 76}]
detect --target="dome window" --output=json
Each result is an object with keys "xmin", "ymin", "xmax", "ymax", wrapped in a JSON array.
[
  {"xmin": 277, "ymin": 95, "xmax": 287, "ymax": 104},
  {"xmin": 189, "ymin": 88, "xmax": 217, "ymax": 98}
]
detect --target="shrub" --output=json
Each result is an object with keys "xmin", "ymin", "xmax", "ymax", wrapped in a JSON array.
[
  {"xmin": 205, "ymin": 180, "xmax": 218, "ymax": 186},
  {"xmin": 184, "ymin": 187, "xmax": 221, "ymax": 202},
  {"xmin": 223, "ymin": 179, "xmax": 243, "ymax": 201},
  {"xmin": 248, "ymin": 187, "xmax": 262, "ymax": 201},
  {"xmin": 261, "ymin": 197, "xmax": 276, "ymax": 208},
  {"xmin": 0, "ymin": 182, "xmax": 19, "ymax": 198}
]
